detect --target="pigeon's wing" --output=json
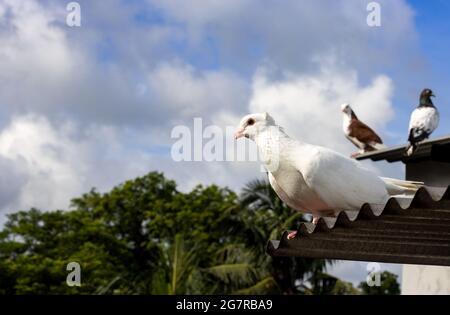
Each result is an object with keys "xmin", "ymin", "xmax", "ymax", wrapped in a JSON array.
[
  {"xmin": 295, "ymin": 145, "xmax": 388, "ymax": 210},
  {"xmin": 348, "ymin": 119, "xmax": 383, "ymax": 145},
  {"xmin": 268, "ymin": 172, "xmax": 308, "ymax": 212},
  {"xmin": 408, "ymin": 107, "xmax": 440, "ymax": 142},
  {"xmin": 345, "ymin": 134, "xmax": 365, "ymax": 150}
]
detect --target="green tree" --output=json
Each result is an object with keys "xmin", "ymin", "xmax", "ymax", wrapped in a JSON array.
[
  {"xmin": 0, "ymin": 171, "xmax": 336, "ymax": 295},
  {"xmin": 0, "ymin": 208, "xmax": 125, "ymax": 294},
  {"xmin": 358, "ymin": 271, "xmax": 401, "ymax": 295},
  {"xmin": 330, "ymin": 279, "xmax": 361, "ymax": 295}
]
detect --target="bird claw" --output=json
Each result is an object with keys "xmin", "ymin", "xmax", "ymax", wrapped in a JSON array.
[
  {"xmin": 287, "ymin": 231, "xmax": 297, "ymax": 240},
  {"xmin": 350, "ymin": 152, "xmax": 361, "ymax": 158}
]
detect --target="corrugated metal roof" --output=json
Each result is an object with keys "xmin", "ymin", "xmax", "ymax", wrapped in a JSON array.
[
  {"xmin": 267, "ymin": 186, "xmax": 450, "ymax": 266},
  {"xmin": 355, "ymin": 135, "xmax": 450, "ymax": 163}
]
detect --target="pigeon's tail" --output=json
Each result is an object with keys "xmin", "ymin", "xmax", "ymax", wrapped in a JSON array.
[
  {"xmin": 405, "ymin": 128, "xmax": 428, "ymax": 157},
  {"xmin": 404, "ymin": 142, "xmax": 417, "ymax": 157},
  {"xmin": 381, "ymin": 177, "xmax": 424, "ymax": 195}
]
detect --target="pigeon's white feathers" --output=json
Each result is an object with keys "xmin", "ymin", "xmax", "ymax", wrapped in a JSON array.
[
  {"xmin": 405, "ymin": 107, "xmax": 439, "ymax": 156},
  {"xmin": 291, "ymin": 143, "xmax": 390, "ymax": 210},
  {"xmin": 409, "ymin": 107, "xmax": 439, "ymax": 133},
  {"xmin": 380, "ymin": 177, "xmax": 424, "ymax": 195}
]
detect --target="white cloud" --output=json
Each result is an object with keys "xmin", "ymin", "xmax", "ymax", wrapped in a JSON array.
[
  {"xmin": 248, "ymin": 64, "xmax": 394, "ymax": 154},
  {"xmin": 0, "ymin": 113, "xmax": 263, "ymax": 225},
  {"xmin": 147, "ymin": 61, "xmax": 250, "ymax": 124},
  {"xmin": 0, "ymin": 0, "xmax": 74, "ymax": 77},
  {"xmin": 0, "ymin": 0, "xmax": 412, "ymax": 212},
  {"xmin": 0, "ymin": 0, "xmax": 78, "ymax": 113},
  {"xmin": 0, "ymin": 115, "xmax": 88, "ymax": 212},
  {"xmin": 151, "ymin": 0, "xmax": 418, "ymax": 74},
  {"xmin": 0, "ymin": 155, "xmax": 27, "ymax": 211},
  {"xmin": 0, "ymin": 0, "xmax": 421, "ymax": 285},
  {"xmin": 0, "ymin": 115, "xmax": 158, "ymax": 216}
]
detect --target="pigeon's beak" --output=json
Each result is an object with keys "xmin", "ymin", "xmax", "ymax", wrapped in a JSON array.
[
  {"xmin": 431, "ymin": 93, "xmax": 436, "ymax": 97},
  {"xmin": 234, "ymin": 127, "xmax": 245, "ymax": 140}
]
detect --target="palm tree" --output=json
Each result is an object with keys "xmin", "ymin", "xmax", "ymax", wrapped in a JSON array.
[
  {"xmin": 149, "ymin": 234, "xmax": 200, "ymax": 294},
  {"xmin": 240, "ymin": 178, "xmax": 305, "ymax": 241},
  {"xmin": 239, "ymin": 176, "xmax": 333, "ymax": 294},
  {"xmin": 97, "ymin": 177, "xmax": 334, "ymax": 295},
  {"xmin": 203, "ymin": 244, "xmax": 278, "ymax": 294},
  {"xmin": 150, "ymin": 234, "xmax": 279, "ymax": 295},
  {"xmin": 96, "ymin": 234, "xmax": 199, "ymax": 295}
]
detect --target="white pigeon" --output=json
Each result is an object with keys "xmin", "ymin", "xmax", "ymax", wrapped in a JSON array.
[
  {"xmin": 405, "ymin": 88, "xmax": 439, "ymax": 156},
  {"xmin": 235, "ymin": 112, "xmax": 422, "ymax": 239}
]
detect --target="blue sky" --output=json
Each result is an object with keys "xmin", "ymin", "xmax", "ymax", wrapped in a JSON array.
[
  {"xmin": 0, "ymin": 0, "xmax": 448, "ymax": 287},
  {"xmin": 388, "ymin": 0, "xmax": 450, "ymax": 143}
]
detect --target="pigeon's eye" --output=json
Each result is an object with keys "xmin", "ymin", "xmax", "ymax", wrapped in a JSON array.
[{"xmin": 247, "ymin": 118, "xmax": 255, "ymax": 126}]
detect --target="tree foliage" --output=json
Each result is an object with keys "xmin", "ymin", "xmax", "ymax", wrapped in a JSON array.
[
  {"xmin": 0, "ymin": 171, "xmax": 348, "ymax": 294},
  {"xmin": 358, "ymin": 271, "xmax": 401, "ymax": 295}
]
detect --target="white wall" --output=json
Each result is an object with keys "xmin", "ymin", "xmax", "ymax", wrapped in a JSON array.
[{"xmin": 402, "ymin": 265, "xmax": 450, "ymax": 295}]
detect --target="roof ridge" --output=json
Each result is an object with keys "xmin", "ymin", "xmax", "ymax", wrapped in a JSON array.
[{"xmin": 285, "ymin": 185, "xmax": 450, "ymax": 237}]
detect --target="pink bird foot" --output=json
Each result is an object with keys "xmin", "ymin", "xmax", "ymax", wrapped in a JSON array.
[
  {"xmin": 350, "ymin": 152, "xmax": 361, "ymax": 158},
  {"xmin": 287, "ymin": 214, "xmax": 325, "ymax": 240},
  {"xmin": 287, "ymin": 231, "xmax": 297, "ymax": 240}
]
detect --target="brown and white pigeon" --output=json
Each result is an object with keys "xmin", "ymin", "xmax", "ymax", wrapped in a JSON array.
[
  {"xmin": 341, "ymin": 104, "xmax": 385, "ymax": 158},
  {"xmin": 405, "ymin": 89, "xmax": 439, "ymax": 157}
]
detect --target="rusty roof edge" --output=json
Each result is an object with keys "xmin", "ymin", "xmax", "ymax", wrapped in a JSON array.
[{"xmin": 287, "ymin": 185, "xmax": 450, "ymax": 238}]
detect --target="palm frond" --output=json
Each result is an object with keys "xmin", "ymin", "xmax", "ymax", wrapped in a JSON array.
[
  {"xmin": 168, "ymin": 234, "xmax": 198, "ymax": 294},
  {"xmin": 95, "ymin": 276, "xmax": 122, "ymax": 295},
  {"xmin": 206, "ymin": 263, "xmax": 257, "ymax": 286},
  {"xmin": 233, "ymin": 276, "xmax": 278, "ymax": 295}
]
